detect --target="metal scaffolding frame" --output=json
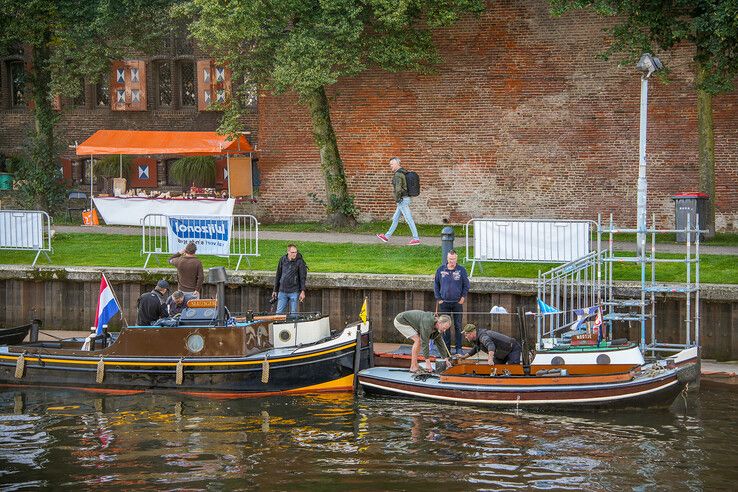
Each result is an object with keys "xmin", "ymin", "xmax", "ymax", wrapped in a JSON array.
[{"xmin": 537, "ymin": 214, "xmax": 701, "ymax": 356}]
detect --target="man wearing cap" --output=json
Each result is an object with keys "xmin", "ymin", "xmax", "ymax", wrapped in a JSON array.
[
  {"xmin": 458, "ymin": 324, "xmax": 522, "ymax": 365},
  {"xmin": 169, "ymin": 242, "xmax": 204, "ymax": 297},
  {"xmin": 136, "ymin": 280, "xmax": 170, "ymax": 326},
  {"xmin": 394, "ymin": 310, "xmax": 454, "ymax": 373}
]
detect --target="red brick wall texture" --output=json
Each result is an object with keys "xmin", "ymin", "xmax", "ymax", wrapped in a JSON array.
[{"xmin": 256, "ymin": 1, "xmax": 738, "ymax": 230}]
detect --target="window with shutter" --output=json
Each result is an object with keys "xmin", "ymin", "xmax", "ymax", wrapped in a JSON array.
[
  {"xmin": 59, "ymin": 158, "xmax": 73, "ymax": 185},
  {"xmin": 196, "ymin": 60, "xmax": 231, "ymax": 111},
  {"xmin": 8, "ymin": 60, "xmax": 26, "ymax": 108},
  {"xmin": 110, "ymin": 60, "xmax": 147, "ymax": 111},
  {"xmin": 129, "ymin": 158, "xmax": 158, "ymax": 188}
]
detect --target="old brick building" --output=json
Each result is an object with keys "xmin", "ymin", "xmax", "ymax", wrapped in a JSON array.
[{"xmin": 2, "ymin": 1, "xmax": 737, "ymax": 230}]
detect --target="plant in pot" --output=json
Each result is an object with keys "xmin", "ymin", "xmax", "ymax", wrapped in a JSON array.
[
  {"xmin": 96, "ymin": 155, "xmax": 133, "ymax": 195},
  {"xmin": 169, "ymin": 156, "xmax": 216, "ymax": 191}
]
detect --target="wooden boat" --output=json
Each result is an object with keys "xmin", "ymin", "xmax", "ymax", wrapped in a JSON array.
[
  {"xmin": 359, "ymin": 360, "xmax": 694, "ymax": 410},
  {"xmin": 0, "ymin": 269, "xmax": 373, "ymax": 396},
  {"xmin": 0, "ymin": 323, "xmax": 32, "ymax": 346}
]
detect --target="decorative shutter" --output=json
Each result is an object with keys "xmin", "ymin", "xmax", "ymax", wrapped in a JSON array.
[
  {"xmin": 60, "ymin": 158, "xmax": 72, "ymax": 185},
  {"xmin": 215, "ymin": 158, "xmax": 228, "ymax": 188},
  {"xmin": 129, "ymin": 158, "xmax": 158, "ymax": 187},
  {"xmin": 111, "ymin": 60, "xmax": 147, "ymax": 111},
  {"xmin": 197, "ymin": 59, "xmax": 231, "ymax": 111}
]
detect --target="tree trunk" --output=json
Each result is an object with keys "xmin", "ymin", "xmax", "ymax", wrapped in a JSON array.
[
  {"xmin": 28, "ymin": 34, "xmax": 59, "ymax": 212},
  {"xmin": 303, "ymin": 86, "xmax": 357, "ymax": 228},
  {"xmin": 696, "ymin": 65, "xmax": 716, "ymax": 238}
]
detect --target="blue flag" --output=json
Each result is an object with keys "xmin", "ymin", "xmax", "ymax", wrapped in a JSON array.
[{"xmin": 537, "ymin": 299, "xmax": 559, "ymax": 314}]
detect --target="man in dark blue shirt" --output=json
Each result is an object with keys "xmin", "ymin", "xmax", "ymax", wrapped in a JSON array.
[
  {"xmin": 459, "ymin": 324, "xmax": 522, "ymax": 365},
  {"xmin": 433, "ymin": 250, "xmax": 470, "ymax": 354}
]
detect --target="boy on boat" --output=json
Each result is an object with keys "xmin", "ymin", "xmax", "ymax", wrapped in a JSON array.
[
  {"xmin": 458, "ymin": 324, "xmax": 522, "ymax": 365},
  {"xmin": 393, "ymin": 310, "xmax": 453, "ymax": 373}
]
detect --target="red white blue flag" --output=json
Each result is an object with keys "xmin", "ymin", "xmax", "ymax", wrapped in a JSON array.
[{"xmin": 94, "ymin": 274, "xmax": 120, "ymax": 336}]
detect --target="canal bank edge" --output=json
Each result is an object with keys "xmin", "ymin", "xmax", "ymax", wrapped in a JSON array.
[
  {"xmin": 2, "ymin": 264, "xmax": 738, "ymax": 361},
  {"xmin": 2, "ymin": 264, "xmax": 738, "ymax": 300}
]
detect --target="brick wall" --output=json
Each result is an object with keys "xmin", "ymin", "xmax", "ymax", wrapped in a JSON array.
[
  {"xmin": 256, "ymin": 0, "xmax": 738, "ymax": 230},
  {"xmin": 2, "ymin": 1, "xmax": 736, "ymax": 230}
]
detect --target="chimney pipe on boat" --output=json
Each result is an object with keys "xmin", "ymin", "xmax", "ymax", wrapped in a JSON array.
[{"xmin": 208, "ymin": 267, "xmax": 228, "ymax": 325}]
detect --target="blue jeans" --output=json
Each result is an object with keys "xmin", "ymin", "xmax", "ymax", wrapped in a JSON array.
[
  {"xmin": 385, "ymin": 197, "xmax": 419, "ymax": 240},
  {"xmin": 276, "ymin": 291, "xmax": 299, "ymax": 314}
]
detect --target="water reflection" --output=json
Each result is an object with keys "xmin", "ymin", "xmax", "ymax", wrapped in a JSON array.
[{"xmin": 0, "ymin": 388, "xmax": 735, "ymax": 490}]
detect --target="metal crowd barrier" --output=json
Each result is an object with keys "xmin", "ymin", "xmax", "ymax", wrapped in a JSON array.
[
  {"xmin": 141, "ymin": 214, "xmax": 259, "ymax": 270},
  {"xmin": 464, "ymin": 218, "xmax": 597, "ymax": 277},
  {"xmin": 0, "ymin": 210, "xmax": 53, "ymax": 266}
]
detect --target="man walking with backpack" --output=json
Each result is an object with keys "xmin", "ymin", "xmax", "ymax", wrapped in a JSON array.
[{"xmin": 376, "ymin": 157, "xmax": 420, "ymax": 246}]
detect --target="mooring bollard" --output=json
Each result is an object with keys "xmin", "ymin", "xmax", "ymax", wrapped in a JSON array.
[{"xmin": 441, "ymin": 226, "xmax": 455, "ymax": 264}]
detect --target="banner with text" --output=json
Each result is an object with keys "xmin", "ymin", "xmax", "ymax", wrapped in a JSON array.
[{"xmin": 167, "ymin": 216, "xmax": 232, "ymax": 256}]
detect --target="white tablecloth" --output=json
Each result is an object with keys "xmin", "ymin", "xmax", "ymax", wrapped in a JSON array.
[{"xmin": 92, "ymin": 197, "xmax": 236, "ymax": 226}]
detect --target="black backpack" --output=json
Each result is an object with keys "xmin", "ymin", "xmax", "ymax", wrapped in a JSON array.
[{"xmin": 403, "ymin": 170, "xmax": 420, "ymax": 197}]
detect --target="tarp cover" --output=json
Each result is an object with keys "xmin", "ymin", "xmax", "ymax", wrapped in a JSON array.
[{"xmin": 76, "ymin": 130, "xmax": 253, "ymax": 156}]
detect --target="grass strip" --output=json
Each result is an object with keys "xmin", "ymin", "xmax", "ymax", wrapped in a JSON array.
[{"xmin": 0, "ymin": 233, "xmax": 736, "ymax": 284}]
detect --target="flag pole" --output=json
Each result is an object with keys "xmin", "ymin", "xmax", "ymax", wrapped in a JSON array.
[{"xmin": 103, "ymin": 272, "xmax": 129, "ymax": 328}]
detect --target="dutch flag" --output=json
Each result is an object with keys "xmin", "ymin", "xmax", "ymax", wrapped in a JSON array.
[{"xmin": 94, "ymin": 274, "xmax": 120, "ymax": 336}]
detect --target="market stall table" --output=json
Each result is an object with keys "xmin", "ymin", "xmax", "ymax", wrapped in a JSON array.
[{"xmin": 92, "ymin": 196, "xmax": 236, "ymax": 226}]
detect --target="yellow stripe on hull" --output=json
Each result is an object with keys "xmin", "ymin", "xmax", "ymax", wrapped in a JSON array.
[{"xmin": 0, "ymin": 342, "xmax": 357, "ymax": 368}]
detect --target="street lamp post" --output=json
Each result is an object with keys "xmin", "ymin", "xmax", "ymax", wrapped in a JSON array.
[{"xmin": 635, "ymin": 53, "xmax": 662, "ymax": 256}]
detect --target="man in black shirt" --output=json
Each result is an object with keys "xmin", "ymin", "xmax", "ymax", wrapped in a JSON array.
[
  {"xmin": 136, "ymin": 280, "xmax": 169, "ymax": 326},
  {"xmin": 458, "ymin": 323, "xmax": 522, "ymax": 365}
]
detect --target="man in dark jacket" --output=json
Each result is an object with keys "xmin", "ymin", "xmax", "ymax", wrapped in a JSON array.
[
  {"xmin": 137, "ymin": 280, "xmax": 169, "ymax": 326},
  {"xmin": 434, "ymin": 250, "xmax": 470, "ymax": 354},
  {"xmin": 271, "ymin": 244, "xmax": 308, "ymax": 314},
  {"xmin": 375, "ymin": 157, "xmax": 420, "ymax": 246},
  {"xmin": 458, "ymin": 323, "xmax": 522, "ymax": 365}
]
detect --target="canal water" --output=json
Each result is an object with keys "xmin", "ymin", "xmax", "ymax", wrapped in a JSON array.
[{"xmin": 0, "ymin": 387, "xmax": 736, "ymax": 490}]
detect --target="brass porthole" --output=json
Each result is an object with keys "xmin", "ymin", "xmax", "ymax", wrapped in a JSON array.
[{"xmin": 186, "ymin": 334, "xmax": 205, "ymax": 353}]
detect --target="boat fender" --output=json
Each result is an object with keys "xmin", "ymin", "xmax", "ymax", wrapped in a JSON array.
[
  {"xmin": 14, "ymin": 353, "xmax": 25, "ymax": 379},
  {"xmin": 96, "ymin": 358, "xmax": 105, "ymax": 383},
  {"xmin": 261, "ymin": 356, "xmax": 270, "ymax": 384},
  {"xmin": 176, "ymin": 359, "xmax": 184, "ymax": 385}
]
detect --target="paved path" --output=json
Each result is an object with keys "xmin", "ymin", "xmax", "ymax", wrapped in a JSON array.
[{"xmin": 54, "ymin": 225, "xmax": 738, "ymax": 254}]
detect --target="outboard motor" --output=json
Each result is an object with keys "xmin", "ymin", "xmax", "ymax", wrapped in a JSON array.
[{"xmin": 208, "ymin": 266, "xmax": 228, "ymax": 325}]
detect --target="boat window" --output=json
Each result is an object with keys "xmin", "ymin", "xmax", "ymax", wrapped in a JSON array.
[
  {"xmin": 596, "ymin": 354, "xmax": 611, "ymax": 365},
  {"xmin": 186, "ymin": 334, "xmax": 205, "ymax": 353}
]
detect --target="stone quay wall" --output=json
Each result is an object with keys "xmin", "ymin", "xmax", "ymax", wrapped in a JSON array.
[{"xmin": 1, "ymin": 266, "xmax": 737, "ymax": 360}]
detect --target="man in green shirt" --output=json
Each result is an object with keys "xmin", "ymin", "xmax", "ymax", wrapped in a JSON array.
[{"xmin": 394, "ymin": 310, "xmax": 453, "ymax": 373}]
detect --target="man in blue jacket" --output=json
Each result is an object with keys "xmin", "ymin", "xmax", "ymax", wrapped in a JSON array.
[{"xmin": 434, "ymin": 250, "xmax": 470, "ymax": 354}]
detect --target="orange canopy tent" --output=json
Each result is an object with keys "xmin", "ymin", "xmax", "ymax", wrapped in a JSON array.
[
  {"xmin": 76, "ymin": 130, "xmax": 253, "ymax": 156},
  {"xmin": 74, "ymin": 130, "xmax": 254, "ymax": 205}
]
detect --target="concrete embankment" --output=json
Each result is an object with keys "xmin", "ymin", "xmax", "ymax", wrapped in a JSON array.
[{"xmin": 2, "ymin": 265, "xmax": 738, "ymax": 360}]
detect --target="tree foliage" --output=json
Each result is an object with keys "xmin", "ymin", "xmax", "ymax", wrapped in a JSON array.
[
  {"xmin": 181, "ymin": 0, "xmax": 485, "ymax": 225},
  {"xmin": 0, "ymin": 0, "xmax": 175, "ymax": 212},
  {"xmin": 550, "ymin": 1, "xmax": 738, "ymax": 94},
  {"xmin": 550, "ymin": 0, "xmax": 738, "ymax": 235}
]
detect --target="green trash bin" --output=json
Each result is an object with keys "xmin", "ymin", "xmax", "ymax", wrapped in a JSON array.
[{"xmin": 0, "ymin": 173, "xmax": 13, "ymax": 190}]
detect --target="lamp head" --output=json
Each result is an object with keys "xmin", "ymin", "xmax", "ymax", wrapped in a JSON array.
[{"xmin": 636, "ymin": 53, "xmax": 663, "ymax": 79}]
